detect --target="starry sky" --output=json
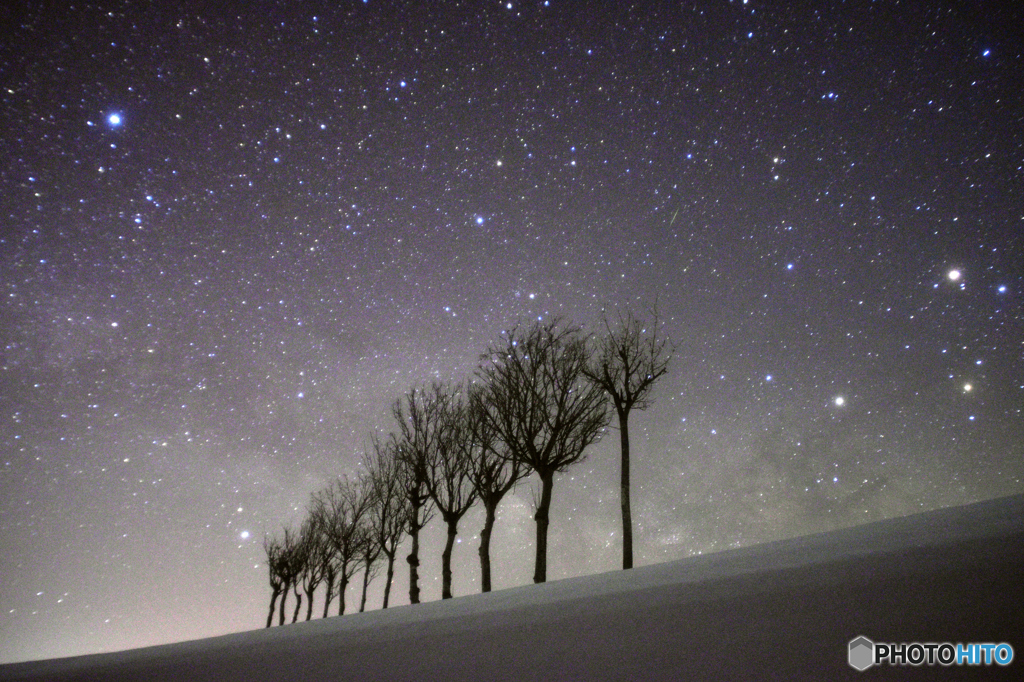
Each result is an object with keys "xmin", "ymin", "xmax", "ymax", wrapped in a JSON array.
[{"xmin": 2, "ymin": 0, "xmax": 1022, "ymax": 664}]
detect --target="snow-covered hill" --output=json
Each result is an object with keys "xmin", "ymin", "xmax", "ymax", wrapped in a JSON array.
[{"xmin": 3, "ymin": 494, "xmax": 1021, "ymax": 681}]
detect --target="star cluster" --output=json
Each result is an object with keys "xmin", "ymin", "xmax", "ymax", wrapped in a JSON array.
[{"xmin": 1, "ymin": 0, "xmax": 1022, "ymax": 663}]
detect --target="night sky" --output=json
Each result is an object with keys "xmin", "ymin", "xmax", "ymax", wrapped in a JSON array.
[{"xmin": 2, "ymin": 0, "xmax": 1022, "ymax": 664}]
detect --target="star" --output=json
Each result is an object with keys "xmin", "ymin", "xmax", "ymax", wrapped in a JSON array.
[{"xmin": 107, "ymin": 113, "xmax": 123, "ymax": 127}]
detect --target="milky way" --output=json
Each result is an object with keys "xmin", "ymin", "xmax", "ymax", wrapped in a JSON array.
[{"xmin": 1, "ymin": 0, "xmax": 1021, "ymax": 663}]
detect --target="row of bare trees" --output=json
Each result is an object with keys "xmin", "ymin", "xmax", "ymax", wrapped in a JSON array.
[{"xmin": 262, "ymin": 311, "xmax": 670, "ymax": 624}]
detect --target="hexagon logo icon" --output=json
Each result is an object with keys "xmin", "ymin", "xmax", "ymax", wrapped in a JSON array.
[{"xmin": 848, "ymin": 636, "xmax": 874, "ymax": 671}]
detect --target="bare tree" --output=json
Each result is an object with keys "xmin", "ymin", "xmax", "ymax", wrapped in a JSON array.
[
  {"xmin": 272, "ymin": 524, "xmax": 299, "ymax": 626},
  {"xmin": 262, "ymin": 534, "xmax": 286, "ymax": 628},
  {"xmin": 310, "ymin": 476, "xmax": 372, "ymax": 616},
  {"xmin": 320, "ymin": 552, "xmax": 341, "ymax": 618},
  {"xmin": 275, "ymin": 527, "xmax": 304, "ymax": 625},
  {"xmin": 365, "ymin": 435, "xmax": 407, "ymax": 609},
  {"xmin": 584, "ymin": 307, "xmax": 671, "ymax": 569},
  {"xmin": 477, "ymin": 319, "xmax": 609, "ymax": 584},
  {"xmin": 465, "ymin": 383, "xmax": 528, "ymax": 592},
  {"xmin": 356, "ymin": 521, "xmax": 383, "ymax": 612},
  {"xmin": 297, "ymin": 515, "xmax": 333, "ymax": 620},
  {"xmin": 391, "ymin": 385, "xmax": 444, "ymax": 604},
  {"xmin": 424, "ymin": 385, "xmax": 479, "ymax": 599}
]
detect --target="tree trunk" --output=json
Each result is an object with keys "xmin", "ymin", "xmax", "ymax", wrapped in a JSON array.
[
  {"xmin": 291, "ymin": 587, "xmax": 302, "ymax": 624},
  {"xmin": 479, "ymin": 500, "xmax": 497, "ymax": 593},
  {"xmin": 305, "ymin": 588, "xmax": 315, "ymax": 621},
  {"xmin": 533, "ymin": 470, "xmax": 554, "ymax": 584},
  {"xmin": 382, "ymin": 552, "xmax": 395, "ymax": 609},
  {"xmin": 266, "ymin": 589, "xmax": 279, "ymax": 628},
  {"xmin": 619, "ymin": 408, "xmax": 633, "ymax": 570},
  {"xmin": 407, "ymin": 525, "xmax": 421, "ymax": 604},
  {"xmin": 441, "ymin": 517, "xmax": 458, "ymax": 599},
  {"xmin": 277, "ymin": 585, "xmax": 288, "ymax": 626},
  {"xmin": 359, "ymin": 566, "xmax": 370, "ymax": 612},
  {"xmin": 337, "ymin": 576, "xmax": 348, "ymax": 616},
  {"xmin": 322, "ymin": 575, "xmax": 335, "ymax": 618}
]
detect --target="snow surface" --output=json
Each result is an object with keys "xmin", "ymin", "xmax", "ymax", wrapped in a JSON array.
[{"xmin": 2, "ymin": 494, "xmax": 1021, "ymax": 681}]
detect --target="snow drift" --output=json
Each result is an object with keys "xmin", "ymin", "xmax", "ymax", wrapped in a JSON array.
[{"xmin": 3, "ymin": 493, "xmax": 1021, "ymax": 681}]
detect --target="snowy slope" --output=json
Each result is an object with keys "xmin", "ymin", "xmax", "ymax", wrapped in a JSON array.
[{"xmin": 3, "ymin": 493, "xmax": 1021, "ymax": 681}]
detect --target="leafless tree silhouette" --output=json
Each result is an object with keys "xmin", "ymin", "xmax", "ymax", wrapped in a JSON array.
[
  {"xmin": 391, "ymin": 384, "xmax": 444, "ymax": 604},
  {"xmin": 356, "ymin": 521, "xmax": 383, "ymax": 612},
  {"xmin": 465, "ymin": 383, "xmax": 528, "ymax": 592},
  {"xmin": 424, "ymin": 385, "xmax": 479, "ymax": 599},
  {"xmin": 477, "ymin": 319, "xmax": 609, "ymax": 583},
  {"xmin": 584, "ymin": 307, "xmax": 671, "ymax": 569},
  {"xmin": 274, "ymin": 527, "xmax": 304, "ymax": 625},
  {"xmin": 320, "ymin": 551, "xmax": 341, "ymax": 618},
  {"xmin": 310, "ymin": 476, "xmax": 372, "ymax": 616},
  {"xmin": 262, "ymin": 534, "xmax": 286, "ymax": 628},
  {"xmin": 365, "ymin": 435, "xmax": 407, "ymax": 609},
  {"xmin": 297, "ymin": 515, "xmax": 333, "ymax": 620}
]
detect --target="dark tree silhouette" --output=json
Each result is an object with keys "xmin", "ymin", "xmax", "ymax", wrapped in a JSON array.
[
  {"xmin": 297, "ymin": 515, "xmax": 333, "ymax": 620},
  {"xmin": 424, "ymin": 385, "xmax": 479, "ymax": 599},
  {"xmin": 288, "ymin": 538, "xmax": 305, "ymax": 623},
  {"xmin": 310, "ymin": 476, "xmax": 372, "ymax": 616},
  {"xmin": 392, "ymin": 385, "xmax": 444, "ymax": 604},
  {"xmin": 465, "ymin": 384, "xmax": 528, "ymax": 592},
  {"xmin": 262, "ymin": 534, "xmax": 286, "ymax": 628},
  {"xmin": 277, "ymin": 527, "xmax": 305, "ymax": 625},
  {"xmin": 356, "ymin": 520, "xmax": 382, "ymax": 612},
  {"xmin": 477, "ymin": 319, "xmax": 609, "ymax": 583},
  {"xmin": 320, "ymin": 552, "xmax": 340, "ymax": 618},
  {"xmin": 274, "ymin": 527, "xmax": 303, "ymax": 626},
  {"xmin": 584, "ymin": 308, "xmax": 671, "ymax": 569},
  {"xmin": 365, "ymin": 435, "xmax": 407, "ymax": 609}
]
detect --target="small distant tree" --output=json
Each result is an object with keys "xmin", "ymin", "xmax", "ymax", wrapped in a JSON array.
[
  {"xmin": 465, "ymin": 383, "xmax": 528, "ymax": 592},
  {"xmin": 392, "ymin": 385, "xmax": 444, "ymax": 604},
  {"xmin": 477, "ymin": 319, "xmax": 610, "ymax": 583},
  {"xmin": 320, "ymin": 552, "xmax": 341, "ymax": 618},
  {"xmin": 276, "ymin": 527, "xmax": 305, "ymax": 625},
  {"xmin": 297, "ymin": 515, "xmax": 333, "ymax": 620},
  {"xmin": 365, "ymin": 435, "xmax": 407, "ymax": 609},
  {"xmin": 311, "ymin": 476, "xmax": 372, "ymax": 616},
  {"xmin": 424, "ymin": 385, "xmax": 479, "ymax": 599},
  {"xmin": 262, "ymin": 534, "xmax": 286, "ymax": 628},
  {"xmin": 272, "ymin": 527, "xmax": 301, "ymax": 625},
  {"xmin": 584, "ymin": 307, "xmax": 671, "ymax": 569},
  {"xmin": 356, "ymin": 520, "xmax": 383, "ymax": 612}
]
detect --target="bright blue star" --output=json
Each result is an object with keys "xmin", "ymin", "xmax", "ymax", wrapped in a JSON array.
[
  {"xmin": 107, "ymin": 113, "xmax": 122, "ymax": 127},
  {"xmin": 475, "ymin": 216, "xmax": 485, "ymax": 225}
]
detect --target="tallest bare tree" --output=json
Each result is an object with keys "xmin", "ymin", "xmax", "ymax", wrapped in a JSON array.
[
  {"xmin": 584, "ymin": 308, "xmax": 671, "ymax": 570},
  {"xmin": 478, "ymin": 319, "xmax": 609, "ymax": 584}
]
